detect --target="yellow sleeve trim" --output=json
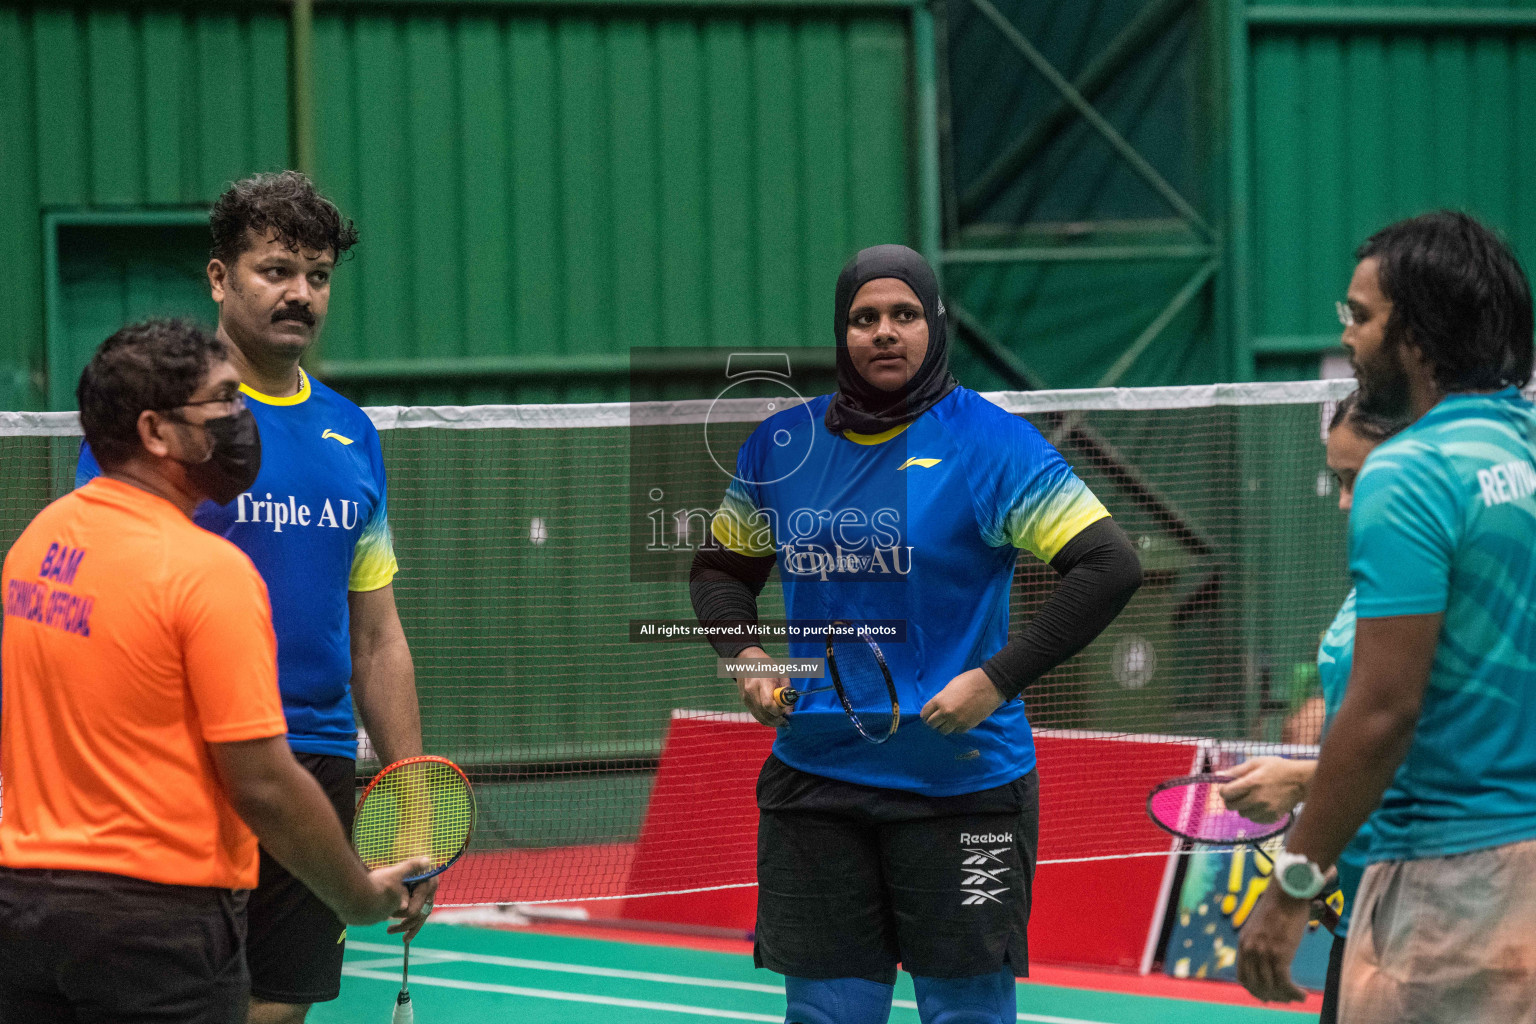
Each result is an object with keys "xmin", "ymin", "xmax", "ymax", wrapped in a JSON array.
[
  {"xmin": 240, "ymin": 367, "xmax": 312, "ymax": 407},
  {"xmin": 711, "ymin": 508, "xmax": 776, "ymax": 558},
  {"xmin": 347, "ymin": 572, "xmax": 397, "ymax": 593},
  {"xmin": 348, "ymin": 548, "xmax": 399, "ymax": 592},
  {"xmin": 1030, "ymin": 505, "xmax": 1111, "ymax": 563},
  {"xmin": 842, "ymin": 422, "xmax": 911, "ymax": 446}
]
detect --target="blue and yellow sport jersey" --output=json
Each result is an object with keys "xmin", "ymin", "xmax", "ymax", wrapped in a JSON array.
[
  {"xmin": 1316, "ymin": 589, "xmax": 1371, "ymax": 936},
  {"xmin": 1349, "ymin": 388, "xmax": 1536, "ymax": 861},
  {"xmin": 77, "ymin": 368, "xmax": 398, "ymax": 758},
  {"xmin": 713, "ymin": 386, "xmax": 1109, "ymax": 796}
]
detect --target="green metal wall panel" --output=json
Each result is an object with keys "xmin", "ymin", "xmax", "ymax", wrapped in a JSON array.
[
  {"xmin": 2, "ymin": 3, "xmax": 911, "ymax": 410},
  {"xmin": 308, "ymin": 8, "xmax": 913, "ymax": 406},
  {"xmin": 937, "ymin": 0, "xmax": 1222, "ymax": 391},
  {"xmin": 1242, "ymin": 7, "xmax": 1536, "ymax": 377},
  {"xmin": 0, "ymin": 4, "xmax": 291, "ymax": 410},
  {"xmin": 1227, "ymin": 6, "xmax": 1536, "ymax": 738}
]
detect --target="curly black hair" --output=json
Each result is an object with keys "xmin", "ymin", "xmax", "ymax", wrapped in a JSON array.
[
  {"xmin": 1357, "ymin": 211, "xmax": 1533, "ymax": 392},
  {"xmin": 209, "ymin": 170, "xmax": 358, "ymax": 266},
  {"xmin": 77, "ymin": 319, "xmax": 227, "ymax": 471}
]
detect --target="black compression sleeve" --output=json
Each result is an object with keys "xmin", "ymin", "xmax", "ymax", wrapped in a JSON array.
[
  {"xmin": 689, "ymin": 542, "xmax": 777, "ymax": 658},
  {"xmin": 981, "ymin": 517, "xmax": 1143, "ymax": 701}
]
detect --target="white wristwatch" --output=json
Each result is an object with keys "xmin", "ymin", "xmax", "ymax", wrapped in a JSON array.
[{"xmin": 1272, "ymin": 850, "xmax": 1328, "ymax": 899}]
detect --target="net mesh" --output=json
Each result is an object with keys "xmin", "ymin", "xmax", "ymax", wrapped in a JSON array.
[{"xmin": 4, "ymin": 381, "xmax": 1515, "ymax": 909}]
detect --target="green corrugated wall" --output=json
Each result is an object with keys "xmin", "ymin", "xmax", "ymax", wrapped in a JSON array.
[
  {"xmin": 1239, "ymin": 4, "xmax": 1536, "ymax": 379},
  {"xmin": 0, "ymin": 2, "xmax": 913, "ymax": 410},
  {"xmin": 0, "ymin": 5, "xmax": 290, "ymax": 410},
  {"xmin": 311, "ymin": 7, "xmax": 912, "ymax": 405},
  {"xmin": 6, "ymin": 1, "xmax": 1536, "ymax": 404}
]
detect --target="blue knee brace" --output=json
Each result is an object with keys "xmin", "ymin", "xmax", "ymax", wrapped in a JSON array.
[
  {"xmin": 911, "ymin": 966, "xmax": 1018, "ymax": 1024},
  {"xmin": 784, "ymin": 975, "xmax": 895, "ymax": 1024}
]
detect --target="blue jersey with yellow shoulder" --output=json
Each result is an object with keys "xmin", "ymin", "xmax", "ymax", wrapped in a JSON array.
[
  {"xmin": 76, "ymin": 368, "xmax": 397, "ymax": 758},
  {"xmin": 711, "ymin": 386, "xmax": 1109, "ymax": 796}
]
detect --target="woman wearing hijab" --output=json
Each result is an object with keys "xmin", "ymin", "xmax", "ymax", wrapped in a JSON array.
[{"xmin": 690, "ymin": 245, "xmax": 1142, "ymax": 1024}]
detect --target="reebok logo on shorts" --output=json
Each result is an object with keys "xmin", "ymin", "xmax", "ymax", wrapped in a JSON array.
[{"xmin": 961, "ymin": 837, "xmax": 1013, "ymax": 905}]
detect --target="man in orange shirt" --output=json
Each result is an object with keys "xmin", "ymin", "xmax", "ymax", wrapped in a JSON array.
[{"xmin": 0, "ymin": 319, "xmax": 425, "ymax": 1024}]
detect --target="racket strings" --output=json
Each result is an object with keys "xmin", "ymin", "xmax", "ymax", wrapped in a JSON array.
[
  {"xmin": 1147, "ymin": 776, "xmax": 1291, "ymax": 844},
  {"xmin": 830, "ymin": 642, "xmax": 890, "ymax": 708},
  {"xmin": 829, "ymin": 637, "xmax": 897, "ymax": 742},
  {"xmin": 354, "ymin": 760, "xmax": 475, "ymax": 871}
]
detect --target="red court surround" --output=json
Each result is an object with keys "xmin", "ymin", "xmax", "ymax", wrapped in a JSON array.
[{"xmin": 617, "ymin": 712, "xmax": 1199, "ymax": 972}]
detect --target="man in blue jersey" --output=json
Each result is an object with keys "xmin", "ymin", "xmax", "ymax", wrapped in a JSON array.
[
  {"xmin": 1238, "ymin": 212, "xmax": 1536, "ymax": 1023},
  {"xmin": 78, "ymin": 172, "xmax": 430, "ymax": 1024},
  {"xmin": 690, "ymin": 245, "xmax": 1142, "ymax": 1024}
]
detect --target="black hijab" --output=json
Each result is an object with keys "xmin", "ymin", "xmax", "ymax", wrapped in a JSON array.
[{"xmin": 824, "ymin": 244, "xmax": 957, "ymax": 435}]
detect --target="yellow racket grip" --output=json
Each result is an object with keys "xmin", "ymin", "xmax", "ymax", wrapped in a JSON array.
[{"xmin": 773, "ymin": 685, "xmax": 799, "ymax": 708}]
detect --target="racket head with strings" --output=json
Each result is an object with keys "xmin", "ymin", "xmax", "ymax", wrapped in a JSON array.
[
  {"xmin": 1146, "ymin": 773, "xmax": 1293, "ymax": 845},
  {"xmin": 824, "ymin": 620, "xmax": 900, "ymax": 744},
  {"xmin": 1148, "ymin": 774, "xmax": 1340, "ymax": 933},
  {"xmin": 354, "ymin": 755, "xmax": 477, "ymax": 885}
]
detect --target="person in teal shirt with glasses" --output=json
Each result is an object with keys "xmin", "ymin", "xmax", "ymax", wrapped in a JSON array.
[
  {"xmin": 1238, "ymin": 211, "xmax": 1536, "ymax": 1024},
  {"xmin": 1220, "ymin": 390, "xmax": 1408, "ymax": 1023}
]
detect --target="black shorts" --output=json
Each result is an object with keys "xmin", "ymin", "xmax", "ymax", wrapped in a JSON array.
[
  {"xmin": 0, "ymin": 866, "xmax": 249, "ymax": 1024},
  {"xmin": 247, "ymin": 752, "xmax": 356, "ymax": 1005},
  {"xmin": 754, "ymin": 755, "xmax": 1039, "ymax": 985},
  {"xmin": 1319, "ymin": 931, "xmax": 1346, "ymax": 1024}
]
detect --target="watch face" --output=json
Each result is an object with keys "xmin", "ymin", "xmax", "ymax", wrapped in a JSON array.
[{"xmin": 1281, "ymin": 861, "xmax": 1318, "ymax": 894}]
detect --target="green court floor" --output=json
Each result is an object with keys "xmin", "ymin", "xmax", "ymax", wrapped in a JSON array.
[{"xmin": 311, "ymin": 923, "xmax": 1317, "ymax": 1024}]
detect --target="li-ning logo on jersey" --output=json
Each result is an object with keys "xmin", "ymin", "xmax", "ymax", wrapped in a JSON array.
[
  {"xmin": 235, "ymin": 493, "xmax": 362, "ymax": 533},
  {"xmin": 321, "ymin": 429, "xmax": 354, "ymax": 446},
  {"xmin": 897, "ymin": 458, "xmax": 942, "ymax": 471},
  {"xmin": 960, "ymin": 838, "xmax": 1013, "ymax": 906}
]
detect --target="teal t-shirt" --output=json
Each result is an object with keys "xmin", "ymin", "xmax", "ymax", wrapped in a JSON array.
[
  {"xmin": 1349, "ymin": 388, "xmax": 1536, "ymax": 861},
  {"xmin": 1316, "ymin": 589, "xmax": 1371, "ymax": 935}
]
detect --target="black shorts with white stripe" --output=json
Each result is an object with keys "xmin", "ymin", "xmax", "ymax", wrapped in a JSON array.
[{"xmin": 753, "ymin": 755, "xmax": 1039, "ymax": 984}]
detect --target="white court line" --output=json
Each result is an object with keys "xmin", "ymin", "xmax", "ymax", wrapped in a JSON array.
[
  {"xmin": 346, "ymin": 943, "xmax": 1119, "ymax": 1024},
  {"xmin": 892, "ymin": 1001, "xmax": 1116, "ymax": 1024},
  {"xmin": 342, "ymin": 955, "xmax": 460, "ymax": 971},
  {"xmin": 348, "ymin": 941, "xmax": 782, "ymax": 993},
  {"xmin": 344, "ymin": 967, "xmax": 1116, "ymax": 1024},
  {"xmin": 342, "ymin": 967, "xmax": 782, "ymax": 1021}
]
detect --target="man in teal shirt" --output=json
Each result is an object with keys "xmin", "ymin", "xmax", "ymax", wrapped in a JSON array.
[
  {"xmin": 1239, "ymin": 212, "xmax": 1536, "ymax": 1023},
  {"xmin": 1220, "ymin": 390, "xmax": 1408, "ymax": 1023}
]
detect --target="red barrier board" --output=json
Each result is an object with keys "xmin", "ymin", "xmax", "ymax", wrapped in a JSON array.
[
  {"xmin": 619, "ymin": 712, "xmax": 773, "ymax": 931},
  {"xmin": 620, "ymin": 713, "xmax": 1197, "ymax": 972},
  {"xmin": 1030, "ymin": 732, "xmax": 1200, "ymax": 970}
]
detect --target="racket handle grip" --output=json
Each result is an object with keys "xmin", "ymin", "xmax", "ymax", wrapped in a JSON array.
[
  {"xmin": 393, "ymin": 992, "xmax": 413, "ymax": 1024},
  {"xmin": 773, "ymin": 686, "xmax": 798, "ymax": 708}
]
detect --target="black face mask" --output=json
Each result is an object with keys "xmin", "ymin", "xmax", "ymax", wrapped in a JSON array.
[{"xmin": 179, "ymin": 408, "xmax": 262, "ymax": 506}]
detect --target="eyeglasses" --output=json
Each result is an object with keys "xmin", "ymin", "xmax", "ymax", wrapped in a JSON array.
[
  {"xmin": 1335, "ymin": 301, "xmax": 1356, "ymax": 329},
  {"xmin": 162, "ymin": 392, "xmax": 246, "ymax": 416}
]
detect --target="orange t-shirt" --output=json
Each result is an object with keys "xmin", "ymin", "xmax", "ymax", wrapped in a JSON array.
[{"xmin": 0, "ymin": 477, "xmax": 286, "ymax": 889}]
